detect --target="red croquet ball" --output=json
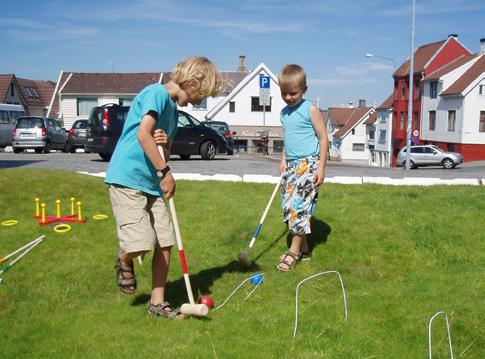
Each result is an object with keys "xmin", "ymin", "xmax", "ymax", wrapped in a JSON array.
[{"xmin": 197, "ymin": 295, "xmax": 214, "ymax": 309}]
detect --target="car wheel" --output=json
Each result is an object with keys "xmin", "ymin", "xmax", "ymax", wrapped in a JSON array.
[
  {"xmin": 34, "ymin": 148, "xmax": 43, "ymax": 154},
  {"xmin": 200, "ymin": 141, "xmax": 216, "ymax": 160},
  {"xmin": 70, "ymin": 146, "xmax": 76, "ymax": 153},
  {"xmin": 13, "ymin": 147, "xmax": 24, "ymax": 153},
  {"xmin": 442, "ymin": 158, "xmax": 455, "ymax": 169},
  {"xmin": 99, "ymin": 153, "xmax": 112, "ymax": 161},
  {"xmin": 180, "ymin": 154, "xmax": 191, "ymax": 160},
  {"xmin": 409, "ymin": 160, "xmax": 417, "ymax": 169},
  {"xmin": 63, "ymin": 144, "xmax": 71, "ymax": 153},
  {"xmin": 43, "ymin": 142, "xmax": 51, "ymax": 154}
]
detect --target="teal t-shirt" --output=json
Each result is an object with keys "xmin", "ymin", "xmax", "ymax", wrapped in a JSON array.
[
  {"xmin": 280, "ymin": 99, "xmax": 320, "ymax": 161},
  {"xmin": 105, "ymin": 83, "xmax": 178, "ymax": 196}
]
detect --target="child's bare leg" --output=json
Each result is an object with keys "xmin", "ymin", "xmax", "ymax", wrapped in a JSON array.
[
  {"xmin": 278, "ymin": 233, "xmax": 305, "ymax": 270},
  {"xmin": 118, "ymin": 249, "xmax": 148, "ymax": 291},
  {"xmin": 150, "ymin": 245, "xmax": 172, "ymax": 306}
]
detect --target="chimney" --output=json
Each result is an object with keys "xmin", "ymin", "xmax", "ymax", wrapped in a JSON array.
[
  {"xmin": 480, "ymin": 38, "xmax": 485, "ymax": 54},
  {"xmin": 358, "ymin": 99, "xmax": 366, "ymax": 108},
  {"xmin": 448, "ymin": 33, "xmax": 458, "ymax": 38},
  {"xmin": 238, "ymin": 55, "xmax": 246, "ymax": 72}
]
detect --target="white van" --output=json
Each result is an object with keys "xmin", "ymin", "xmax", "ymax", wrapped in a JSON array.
[{"xmin": 0, "ymin": 104, "xmax": 27, "ymax": 148}]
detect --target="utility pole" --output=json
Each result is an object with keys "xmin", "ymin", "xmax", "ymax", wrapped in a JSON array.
[{"xmin": 405, "ymin": 0, "xmax": 416, "ymax": 171}]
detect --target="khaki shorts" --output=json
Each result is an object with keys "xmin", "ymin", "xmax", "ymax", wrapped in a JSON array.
[{"xmin": 109, "ymin": 185, "xmax": 176, "ymax": 253}]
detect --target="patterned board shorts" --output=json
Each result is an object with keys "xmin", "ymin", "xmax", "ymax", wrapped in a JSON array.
[{"xmin": 281, "ymin": 156, "xmax": 320, "ymax": 235}]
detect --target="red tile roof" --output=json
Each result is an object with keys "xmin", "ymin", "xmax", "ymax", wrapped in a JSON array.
[
  {"xmin": 17, "ymin": 78, "xmax": 55, "ymax": 108},
  {"xmin": 364, "ymin": 112, "xmax": 377, "ymax": 124},
  {"xmin": 441, "ymin": 54, "xmax": 485, "ymax": 96},
  {"xmin": 376, "ymin": 93, "xmax": 393, "ymax": 109},
  {"xmin": 424, "ymin": 54, "xmax": 478, "ymax": 80},
  {"xmin": 330, "ymin": 107, "xmax": 373, "ymax": 138},
  {"xmin": 0, "ymin": 74, "xmax": 15, "ymax": 102},
  {"xmin": 61, "ymin": 73, "xmax": 163, "ymax": 94},
  {"xmin": 394, "ymin": 40, "xmax": 446, "ymax": 77}
]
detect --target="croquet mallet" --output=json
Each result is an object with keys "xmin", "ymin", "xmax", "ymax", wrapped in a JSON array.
[
  {"xmin": 158, "ymin": 145, "xmax": 208, "ymax": 317},
  {"xmin": 0, "ymin": 235, "xmax": 46, "ymax": 276},
  {"xmin": 237, "ymin": 176, "xmax": 282, "ymax": 267}
]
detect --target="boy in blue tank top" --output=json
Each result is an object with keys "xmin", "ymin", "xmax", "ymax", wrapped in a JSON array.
[
  {"xmin": 105, "ymin": 56, "xmax": 222, "ymax": 317},
  {"xmin": 277, "ymin": 64, "xmax": 328, "ymax": 271}
]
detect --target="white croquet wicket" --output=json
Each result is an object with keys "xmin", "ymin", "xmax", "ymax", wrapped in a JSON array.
[
  {"xmin": 293, "ymin": 270, "xmax": 348, "ymax": 338},
  {"xmin": 428, "ymin": 311, "xmax": 454, "ymax": 359}
]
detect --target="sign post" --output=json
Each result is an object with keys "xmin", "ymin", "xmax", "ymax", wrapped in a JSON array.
[{"xmin": 259, "ymin": 75, "xmax": 270, "ymax": 127}]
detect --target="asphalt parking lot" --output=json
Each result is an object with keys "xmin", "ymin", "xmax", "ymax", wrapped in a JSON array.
[{"xmin": 1, "ymin": 151, "xmax": 484, "ymax": 179}]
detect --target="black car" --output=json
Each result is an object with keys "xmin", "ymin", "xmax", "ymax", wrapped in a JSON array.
[
  {"xmin": 200, "ymin": 120, "xmax": 234, "ymax": 155},
  {"xmin": 85, "ymin": 104, "xmax": 227, "ymax": 161},
  {"xmin": 66, "ymin": 119, "xmax": 88, "ymax": 153}
]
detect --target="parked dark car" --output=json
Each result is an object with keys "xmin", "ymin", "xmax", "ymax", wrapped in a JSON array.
[
  {"xmin": 85, "ymin": 104, "xmax": 130, "ymax": 161},
  {"xmin": 200, "ymin": 120, "xmax": 234, "ymax": 155},
  {"xmin": 66, "ymin": 119, "xmax": 89, "ymax": 153},
  {"xmin": 12, "ymin": 116, "xmax": 68, "ymax": 153},
  {"xmin": 85, "ymin": 103, "xmax": 227, "ymax": 161}
]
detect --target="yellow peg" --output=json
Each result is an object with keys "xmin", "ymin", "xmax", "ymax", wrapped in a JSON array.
[
  {"xmin": 35, "ymin": 198, "xmax": 40, "ymax": 217},
  {"xmin": 70, "ymin": 197, "xmax": 75, "ymax": 216},
  {"xmin": 56, "ymin": 199, "xmax": 61, "ymax": 218},
  {"xmin": 41, "ymin": 203, "xmax": 46, "ymax": 223},
  {"xmin": 77, "ymin": 201, "xmax": 83, "ymax": 221}
]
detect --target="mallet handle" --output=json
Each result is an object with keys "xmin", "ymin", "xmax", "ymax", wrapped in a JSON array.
[
  {"xmin": 1, "ymin": 235, "xmax": 45, "ymax": 263},
  {"xmin": 158, "ymin": 145, "xmax": 197, "ymax": 306},
  {"xmin": 248, "ymin": 178, "xmax": 281, "ymax": 249},
  {"xmin": 0, "ymin": 236, "xmax": 45, "ymax": 275}
]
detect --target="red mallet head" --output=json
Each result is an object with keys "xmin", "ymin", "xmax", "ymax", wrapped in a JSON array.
[{"xmin": 197, "ymin": 295, "xmax": 214, "ymax": 309}]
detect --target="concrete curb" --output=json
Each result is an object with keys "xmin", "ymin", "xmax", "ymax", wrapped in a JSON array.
[{"xmin": 77, "ymin": 171, "xmax": 483, "ymax": 186}]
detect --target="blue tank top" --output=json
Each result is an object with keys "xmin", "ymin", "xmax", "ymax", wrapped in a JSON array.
[{"xmin": 280, "ymin": 99, "xmax": 320, "ymax": 161}]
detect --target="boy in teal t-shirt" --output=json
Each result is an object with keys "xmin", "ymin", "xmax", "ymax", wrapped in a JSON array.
[
  {"xmin": 105, "ymin": 56, "xmax": 222, "ymax": 318},
  {"xmin": 277, "ymin": 64, "xmax": 329, "ymax": 271}
]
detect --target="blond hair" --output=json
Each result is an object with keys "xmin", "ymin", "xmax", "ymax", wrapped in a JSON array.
[
  {"xmin": 278, "ymin": 64, "xmax": 307, "ymax": 91},
  {"xmin": 171, "ymin": 56, "xmax": 223, "ymax": 99}
]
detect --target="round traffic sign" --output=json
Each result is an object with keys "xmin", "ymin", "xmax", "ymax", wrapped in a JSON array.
[{"xmin": 413, "ymin": 130, "xmax": 419, "ymax": 137}]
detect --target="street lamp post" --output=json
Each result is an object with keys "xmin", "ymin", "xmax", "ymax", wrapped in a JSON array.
[
  {"xmin": 365, "ymin": 53, "xmax": 396, "ymax": 70},
  {"xmin": 405, "ymin": 0, "xmax": 416, "ymax": 171}
]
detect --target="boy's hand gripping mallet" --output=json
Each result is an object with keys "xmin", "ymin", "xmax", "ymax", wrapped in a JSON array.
[
  {"xmin": 158, "ymin": 145, "xmax": 209, "ymax": 317},
  {"xmin": 237, "ymin": 177, "xmax": 282, "ymax": 267}
]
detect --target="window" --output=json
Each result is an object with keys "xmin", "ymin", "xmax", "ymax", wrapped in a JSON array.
[
  {"xmin": 401, "ymin": 81, "xmax": 406, "ymax": 98},
  {"xmin": 119, "ymin": 98, "xmax": 133, "ymax": 106},
  {"xmin": 273, "ymin": 140, "xmax": 284, "ymax": 153},
  {"xmin": 378, "ymin": 130, "xmax": 386, "ymax": 143},
  {"xmin": 77, "ymin": 98, "xmax": 98, "ymax": 116},
  {"xmin": 414, "ymin": 78, "xmax": 421, "ymax": 98},
  {"xmin": 22, "ymin": 86, "xmax": 33, "ymax": 98},
  {"xmin": 480, "ymin": 111, "xmax": 485, "ymax": 132},
  {"xmin": 379, "ymin": 114, "xmax": 386, "ymax": 124},
  {"xmin": 410, "ymin": 147, "xmax": 423, "ymax": 153},
  {"xmin": 400, "ymin": 112, "xmax": 405, "ymax": 129},
  {"xmin": 251, "ymin": 97, "xmax": 271, "ymax": 112},
  {"xmin": 429, "ymin": 111, "xmax": 436, "ymax": 131},
  {"xmin": 413, "ymin": 112, "xmax": 419, "ymax": 130},
  {"xmin": 369, "ymin": 129, "xmax": 375, "ymax": 140},
  {"xmin": 229, "ymin": 101, "xmax": 235, "ymax": 113},
  {"xmin": 10, "ymin": 83, "xmax": 14, "ymax": 97},
  {"xmin": 447, "ymin": 110, "xmax": 456, "ymax": 132},
  {"xmin": 351, "ymin": 128, "xmax": 355, "ymax": 135},
  {"xmin": 0, "ymin": 110, "xmax": 9, "ymax": 124},
  {"xmin": 192, "ymin": 98, "xmax": 207, "ymax": 110},
  {"xmin": 353, "ymin": 143, "xmax": 365, "ymax": 151},
  {"xmin": 430, "ymin": 81, "xmax": 438, "ymax": 98},
  {"xmin": 479, "ymin": 85, "xmax": 485, "ymax": 95}
]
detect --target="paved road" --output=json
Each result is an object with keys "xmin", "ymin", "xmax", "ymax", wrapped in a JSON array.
[{"xmin": 1, "ymin": 151, "xmax": 484, "ymax": 179}]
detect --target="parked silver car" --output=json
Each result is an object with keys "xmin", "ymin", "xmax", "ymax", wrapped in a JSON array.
[
  {"xmin": 397, "ymin": 145, "xmax": 463, "ymax": 169},
  {"xmin": 12, "ymin": 116, "xmax": 68, "ymax": 153}
]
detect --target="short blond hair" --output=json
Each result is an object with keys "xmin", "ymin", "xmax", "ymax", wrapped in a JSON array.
[
  {"xmin": 171, "ymin": 56, "xmax": 223, "ymax": 99},
  {"xmin": 278, "ymin": 64, "xmax": 307, "ymax": 91}
]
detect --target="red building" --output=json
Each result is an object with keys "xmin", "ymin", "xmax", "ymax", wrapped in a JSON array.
[{"xmin": 391, "ymin": 35, "xmax": 472, "ymax": 165}]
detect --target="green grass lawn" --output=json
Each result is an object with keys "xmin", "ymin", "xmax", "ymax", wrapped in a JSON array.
[{"xmin": 0, "ymin": 168, "xmax": 483, "ymax": 358}]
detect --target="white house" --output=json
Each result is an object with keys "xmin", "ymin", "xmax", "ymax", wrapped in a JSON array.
[
  {"xmin": 373, "ymin": 94, "xmax": 393, "ymax": 167},
  {"xmin": 421, "ymin": 48, "xmax": 485, "ymax": 161},
  {"xmin": 327, "ymin": 103, "xmax": 376, "ymax": 164}
]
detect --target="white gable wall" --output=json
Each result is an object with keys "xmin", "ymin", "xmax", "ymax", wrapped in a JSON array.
[
  {"xmin": 340, "ymin": 122, "xmax": 370, "ymax": 163},
  {"xmin": 462, "ymin": 76, "xmax": 485, "ymax": 144}
]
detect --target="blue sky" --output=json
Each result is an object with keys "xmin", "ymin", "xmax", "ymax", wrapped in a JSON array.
[{"xmin": 1, "ymin": 0, "xmax": 484, "ymax": 109}]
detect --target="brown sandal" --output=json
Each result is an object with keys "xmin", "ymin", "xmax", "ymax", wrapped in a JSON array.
[
  {"xmin": 277, "ymin": 250, "xmax": 301, "ymax": 271},
  {"xmin": 147, "ymin": 301, "xmax": 185, "ymax": 319},
  {"xmin": 115, "ymin": 251, "xmax": 137, "ymax": 295}
]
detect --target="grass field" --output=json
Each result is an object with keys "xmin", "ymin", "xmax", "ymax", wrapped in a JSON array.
[{"xmin": 0, "ymin": 168, "xmax": 483, "ymax": 358}]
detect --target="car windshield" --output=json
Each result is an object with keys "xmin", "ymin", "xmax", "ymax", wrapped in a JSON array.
[
  {"xmin": 16, "ymin": 117, "xmax": 44, "ymax": 128},
  {"xmin": 73, "ymin": 121, "xmax": 87, "ymax": 129}
]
